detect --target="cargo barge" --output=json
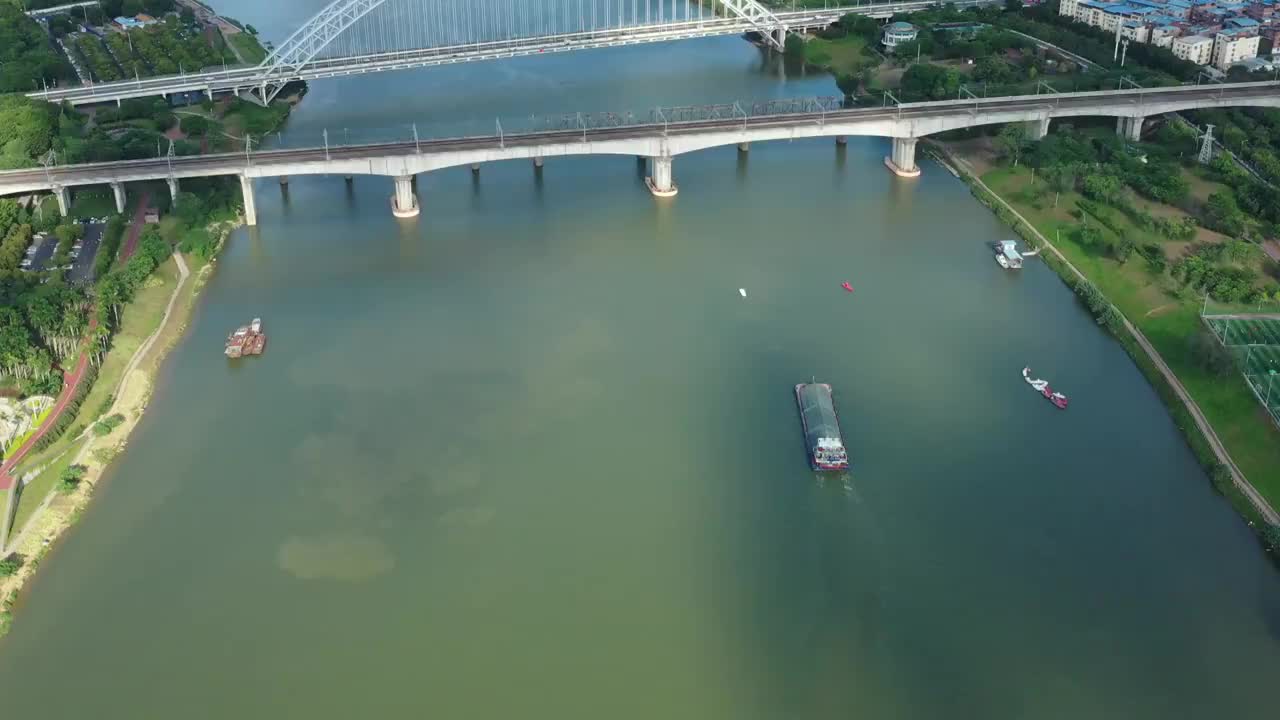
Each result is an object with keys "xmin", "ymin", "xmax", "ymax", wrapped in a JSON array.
[
  {"xmin": 795, "ymin": 382, "xmax": 850, "ymax": 471},
  {"xmin": 225, "ymin": 318, "xmax": 266, "ymax": 358}
]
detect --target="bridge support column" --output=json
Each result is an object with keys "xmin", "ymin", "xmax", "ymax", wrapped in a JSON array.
[
  {"xmin": 279, "ymin": 176, "xmax": 288, "ymax": 186},
  {"xmin": 738, "ymin": 142, "xmax": 749, "ymax": 152},
  {"xmin": 1031, "ymin": 116, "xmax": 1051, "ymax": 141},
  {"xmin": 391, "ymin": 175, "xmax": 419, "ymax": 218},
  {"xmin": 110, "ymin": 181, "xmax": 126, "ymax": 214},
  {"xmin": 646, "ymin": 155, "xmax": 678, "ymax": 197},
  {"xmin": 53, "ymin": 186, "xmax": 69, "ymax": 217},
  {"xmin": 533, "ymin": 156, "xmax": 544, "ymax": 168},
  {"xmin": 166, "ymin": 177, "xmax": 179, "ymax": 206},
  {"xmin": 1117, "ymin": 116, "xmax": 1144, "ymax": 142},
  {"xmin": 239, "ymin": 175, "xmax": 257, "ymax": 226},
  {"xmin": 774, "ymin": 27, "xmax": 787, "ymax": 51},
  {"xmin": 885, "ymin": 137, "xmax": 921, "ymax": 178},
  {"xmin": 835, "ymin": 136, "xmax": 847, "ymax": 146}
]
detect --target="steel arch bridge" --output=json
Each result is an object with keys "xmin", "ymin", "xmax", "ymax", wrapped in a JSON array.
[
  {"xmin": 252, "ymin": 0, "xmax": 785, "ymax": 102},
  {"xmin": 28, "ymin": 1, "xmax": 1000, "ymax": 106}
]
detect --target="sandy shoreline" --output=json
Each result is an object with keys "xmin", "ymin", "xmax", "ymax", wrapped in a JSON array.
[{"xmin": 0, "ymin": 220, "xmax": 237, "ymax": 637}]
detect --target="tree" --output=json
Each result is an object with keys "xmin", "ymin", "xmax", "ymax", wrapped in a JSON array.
[
  {"xmin": 1203, "ymin": 191, "xmax": 1247, "ymax": 237},
  {"xmin": 835, "ymin": 74, "xmax": 859, "ymax": 98},
  {"xmin": 1082, "ymin": 173, "xmax": 1123, "ymax": 204},
  {"xmin": 1189, "ymin": 330, "xmax": 1236, "ymax": 377},
  {"xmin": 784, "ymin": 34, "xmax": 804, "ymax": 59},
  {"xmin": 122, "ymin": 0, "xmax": 144, "ymax": 17},
  {"xmin": 899, "ymin": 63, "xmax": 961, "ymax": 101},
  {"xmin": 58, "ymin": 464, "xmax": 87, "ymax": 493},
  {"xmin": 973, "ymin": 56, "xmax": 1015, "ymax": 84},
  {"xmin": 995, "ymin": 124, "xmax": 1029, "ymax": 166},
  {"xmin": 0, "ymin": 555, "xmax": 21, "ymax": 577}
]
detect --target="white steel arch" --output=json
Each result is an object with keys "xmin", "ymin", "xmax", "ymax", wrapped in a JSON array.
[
  {"xmin": 251, "ymin": 0, "xmax": 791, "ymax": 101},
  {"xmin": 719, "ymin": 0, "xmax": 787, "ymax": 50},
  {"xmin": 255, "ymin": 0, "xmax": 393, "ymax": 101}
]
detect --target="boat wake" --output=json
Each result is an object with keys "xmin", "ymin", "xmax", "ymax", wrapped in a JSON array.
[{"xmin": 1022, "ymin": 367, "xmax": 1068, "ymax": 410}]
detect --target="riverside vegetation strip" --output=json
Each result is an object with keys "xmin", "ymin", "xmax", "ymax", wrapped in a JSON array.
[
  {"xmin": 934, "ymin": 128, "xmax": 1280, "ymax": 550},
  {"xmin": 1, "ymin": 0, "xmax": 294, "ymax": 640}
]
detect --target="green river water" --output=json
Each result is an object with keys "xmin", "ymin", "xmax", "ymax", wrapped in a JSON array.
[{"xmin": 0, "ymin": 3, "xmax": 1278, "ymax": 717}]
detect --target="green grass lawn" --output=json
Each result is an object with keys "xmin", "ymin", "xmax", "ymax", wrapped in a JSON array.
[
  {"xmin": 803, "ymin": 34, "xmax": 872, "ymax": 76},
  {"xmin": 7, "ymin": 450, "xmax": 77, "ymax": 544},
  {"xmin": 69, "ymin": 189, "xmax": 118, "ymax": 219},
  {"xmin": 982, "ymin": 164, "xmax": 1280, "ymax": 512},
  {"xmin": 227, "ymin": 31, "xmax": 268, "ymax": 65}
]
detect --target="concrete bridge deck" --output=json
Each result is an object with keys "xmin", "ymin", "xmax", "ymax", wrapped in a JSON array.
[{"xmin": 4, "ymin": 82, "xmax": 1278, "ymax": 222}]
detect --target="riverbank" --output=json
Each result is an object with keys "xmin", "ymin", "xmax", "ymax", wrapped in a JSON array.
[
  {"xmin": 0, "ymin": 218, "xmax": 238, "ymax": 639},
  {"xmin": 932, "ymin": 139, "xmax": 1280, "ymax": 546}
]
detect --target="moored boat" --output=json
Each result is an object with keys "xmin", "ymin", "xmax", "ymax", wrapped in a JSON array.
[
  {"xmin": 795, "ymin": 382, "xmax": 850, "ymax": 471},
  {"xmin": 225, "ymin": 318, "xmax": 267, "ymax": 358}
]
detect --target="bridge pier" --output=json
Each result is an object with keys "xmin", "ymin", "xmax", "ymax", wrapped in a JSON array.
[
  {"xmin": 391, "ymin": 175, "xmax": 420, "ymax": 218},
  {"xmin": 279, "ymin": 176, "xmax": 288, "ymax": 186},
  {"xmin": 885, "ymin": 137, "xmax": 921, "ymax": 178},
  {"xmin": 166, "ymin": 177, "xmax": 180, "ymax": 206},
  {"xmin": 738, "ymin": 142, "xmax": 749, "ymax": 153},
  {"xmin": 53, "ymin": 186, "xmax": 69, "ymax": 217},
  {"xmin": 110, "ymin": 181, "xmax": 126, "ymax": 214},
  {"xmin": 835, "ymin": 135, "xmax": 847, "ymax": 146},
  {"xmin": 1117, "ymin": 116, "xmax": 1144, "ymax": 142},
  {"xmin": 533, "ymin": 156, "xmax": 544, "ymax": 168},
  {"xmin": 646, "ymin": 155, "xmax": 678, "ymax": 197},
  {"xmin": 240, "ymin": 175, "xmax": 257, "ymax": 226},
  {"xmin": 1031, "ymin": 116, "xmax": 1051, "ymax": 141}
]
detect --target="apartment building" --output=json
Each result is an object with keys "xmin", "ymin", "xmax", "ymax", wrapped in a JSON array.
[{"xmin": 1173, "ymin": 33, "xmax": 1215, "ymax": 63}]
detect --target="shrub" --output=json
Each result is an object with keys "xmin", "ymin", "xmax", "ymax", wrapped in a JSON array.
[
  {"xmin": 92, "ymin": 413, "xmax": 125, "ymax": 436},
  {"xmin": 1265, "ymin": 524, "xmax": 1280, "ymax": 553},
  {"xmin": 1209, "ymin": 463, "xmax": 1234, "ymax": 494},
  {"xmin": 0, "ymin": 555, "xmax": 21, "ymax": 577},
  {"xmin": 58, "ymin": 463, "xmax": 87, "ymax": 493}
]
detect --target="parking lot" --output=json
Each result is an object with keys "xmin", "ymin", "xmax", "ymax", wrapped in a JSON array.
[
  {"xmin": 19, "ymin": 221, "xmax": 106, "ymax": 283},
  {"xmin": 69, "ymin": 223, "xmax": 103, "ymax": 283}
]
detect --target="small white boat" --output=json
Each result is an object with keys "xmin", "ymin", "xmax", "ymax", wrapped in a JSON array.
[
  {"xmin": 738, "ymin": 288, "xmax": 747, "ymax": 298},
  {"xmin": 996, "ymin": 254, "xmax": 1010, "ymax": 269}
]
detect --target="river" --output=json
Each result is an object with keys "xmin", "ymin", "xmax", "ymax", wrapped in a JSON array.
[{"xmin": 1, "ymin": 2, "xmax": 1279, "ymax": 717}]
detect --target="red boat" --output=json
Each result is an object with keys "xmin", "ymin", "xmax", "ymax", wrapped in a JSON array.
[
  {"xmin": 841, "ymin": 282, "xmax": 854, "ymax": 293},
  {"xmin": 1040, "ymin": 385, "xmax": 1069, "ymax": 409},
  {"xmin": 1024, "ymin": 367, "xmax": 1068, "ymax": 409}
]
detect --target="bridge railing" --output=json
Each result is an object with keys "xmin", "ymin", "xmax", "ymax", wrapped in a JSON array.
[{"xmin": 261, "ymin": 96, "xmax": 848, "ymax": 151}]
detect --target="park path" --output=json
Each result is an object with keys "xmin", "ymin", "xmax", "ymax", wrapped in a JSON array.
[
  {"xmin": 1, "ymin": 193, "xmax": 151, "ymax": 494},
  {"xmin": 1, "ymin": 251, "xmax": 190, "ymax": 553},
  {"xmin": 946, "ymin": 149, "xmax": 1279, "ymax": 526},
  {"xmin": 0, "ymin": 320, "xmax": 96, "ymax": 493},
  {"xmin": 117, "ymin": 191, "xmax": 152, "ymax": 264}
]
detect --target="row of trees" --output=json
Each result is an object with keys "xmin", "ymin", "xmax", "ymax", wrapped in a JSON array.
[
  {"xmin": 0, "ymin": 4, "xmax": 74, "ymax": 93},
  {"xmin": 74, "ymin": 34, "xmax": 125, "ymax": 83},
  {"xmin": 118, "ymin": 18, "xmax": 233, "ymax": 76},
  {"xmin": 1000, "ymin": 3, "xmax": 1201, "ymax": 82}
]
